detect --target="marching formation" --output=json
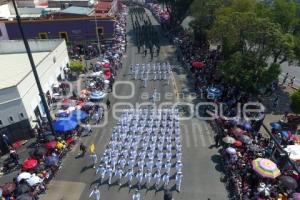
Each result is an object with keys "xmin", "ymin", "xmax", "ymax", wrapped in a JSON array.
[
  {"xmin": 130, "ymin": 7, "xmax": 160, "ymax": 60},
  {"xmin": 129, "ymin": 62, "xmax": 173, "ymax": 87},
  {"xmin": 96, "ymin": 107, "xmax": 183, "ymax": 193}
]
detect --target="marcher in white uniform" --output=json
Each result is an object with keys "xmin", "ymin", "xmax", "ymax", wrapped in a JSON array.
[
  {"xmin": 162, "ymin": 173, "xmax": 170, "ymax": 189},
  {"xmin": 176, "ymin": 172, "xmax": 183, "ymax": 192},
  {"xmin": 125, "ymin": 169, "xmax": 134, "ymax": 188},
  {"xmin": 89, "ymin": 186, "xmax": 100, "ymax": 200},
  {"xmin": 132, "ymin": 190, "xmax": 141, "ymax": 200}
]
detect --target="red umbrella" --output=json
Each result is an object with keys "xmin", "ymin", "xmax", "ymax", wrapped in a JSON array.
[
  {"xmin": 234, "ymin": 140, "xmax": 243, "ymax": 147},
  {"xmin": 105, "ymin": 71, "xmax": 112, "ymax": 79},
  {"xmin": 44, "ymin": 141, "xmax": 57, "ymax": 150},
  {"xmin": 66, "ymin": 137, "xmax": 76, "ymax": 145},
  {"xmin": 192, "ymin": 61, "xmax": 205, "ymax": 69},
  {"xmin": 22, "ymin": 158, "xmax": 38, "ymax": 170},
  {"xmin": 1, "ymin": 182, "xmax": 16, "ymax": 196}
]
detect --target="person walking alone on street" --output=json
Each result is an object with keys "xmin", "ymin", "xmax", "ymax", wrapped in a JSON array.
[
  {"xmin": 175, "ymin": 172, "xmax": 183, "ymax": 192},
  {"xmin": 89, "ymin": 186, "xmax": 100, "ymax": 200},
  {"xmin": 132, "ymin": 190, "xmax": 141, "ymax": 200},
  {"xmin": 106, "ymin": 98, "xmax": 111, "ymax": 110},
  {"xmin": 79, "ymin": 143, "xmax": 87, "ymax": 157}
]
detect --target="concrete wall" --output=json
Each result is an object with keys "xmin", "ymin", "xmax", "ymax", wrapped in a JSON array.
[
  {"xmin": 0, "ymin": 98, "xmax": 27, "ymax": 127},
  {"xmin": 0, "ymin": 39, "xmax": 63, "ymax": 53},
  {"xmin": 17, "ymin": 40, "xmax": 69, "ymax": 124}
]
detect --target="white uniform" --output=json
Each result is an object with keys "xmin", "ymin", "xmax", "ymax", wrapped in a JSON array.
[
  {"xmin": 125, "ymin": 170, "xmax": 134, "ymax": 187},
  {"xmin": 162, "ymin": 174, "xmax": 170, "ymax": 188},
  {"xmin": 132, "ymin": 192, "xmax": 141, "ymax": 200},
  {"xmin": 154, "ymin": 172, "xmax": 161, "ymax": 190},
  {"xmin": 176, "ymin": 173, "xmax": 183, "ymax": 191}
]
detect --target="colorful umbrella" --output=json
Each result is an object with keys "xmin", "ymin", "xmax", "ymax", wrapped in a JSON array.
[
  {"xmin": 22, "ymin": 159, "xmax": 38, "ymax": 170},
  {"xmin": 1, "ymin": 182, "xmax": 16, "ymax": 196},
  {"xmin": 53, "ymin": 118, "xmax": 78, "ymax": 132},
  {"xmin": 44, "ymin": 141, "xmax": 57, "ymax": 150},
  {"xmin": 222, "ymin": 136, "xmax": 236, "ymax": 144},
  {"xmin": 192, "ymin": 61, "xmax": 205, "ymax": 69},
  {"xmin": 252, "ymin": 158, "xmax": 281, "ymax": 178},
  {"xmin": 226, "ymin": 147, "xmax": 237, "ymax": 155}
]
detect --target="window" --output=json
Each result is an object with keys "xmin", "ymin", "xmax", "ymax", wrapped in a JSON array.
[
  {"xmin": 96, "ymin": 27, "xmax": 104, "ymax": 38},
  {"xmin": 8, "ymin": 116, "xmax": 14, "ymax": 122},
  {"xmin": 0, "ymin": 120, "xmax": 3, "ymax": 126},
  {"xmin": 59, "ymin": 31, "xmax": 68, "ymax": 42},
  {"xmin": 39, "ymin": 32, "xmax": 48, "ymax": 39},
  {"xmin": 0, "ymin": 29, "xmax": 2, "ymax": 37},
  {"xmin": 19, "ymin": 113, "xmax": 24, "ymax": 118}
]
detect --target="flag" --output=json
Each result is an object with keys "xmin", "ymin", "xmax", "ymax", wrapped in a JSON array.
[{"xmin": 90, "ymin": 144, "xmax": 95, "ymax": 153}]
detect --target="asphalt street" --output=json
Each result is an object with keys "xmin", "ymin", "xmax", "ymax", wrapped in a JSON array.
[{"xmin": 39, "ymin": 7, "xmax": 226, "ymax": 200}]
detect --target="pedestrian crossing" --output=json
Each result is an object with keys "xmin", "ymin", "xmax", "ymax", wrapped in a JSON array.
[{"xmin": 181, "ymin": 121, "xmax": 215, "ymax": 148}]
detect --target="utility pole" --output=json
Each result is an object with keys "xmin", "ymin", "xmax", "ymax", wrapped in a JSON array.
[
  {"xmin": 94, "ymin": 14, "xmax": 101, "ymax": 57},
  {"xmin": 11, "ymin": 0, "xmax": 55, "ymax": 135}
]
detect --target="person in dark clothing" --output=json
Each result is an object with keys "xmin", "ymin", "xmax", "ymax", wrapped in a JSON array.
[
  {"xmin": 106, "ymin": 98, "xmax": 111, "ymax": 110},
  {"xmin": 214, "ymin": 134, "xmax": 222, "ymax": 147},
  {"xmin": 79, "ymin": 143, "xmax": 86, "ymax": 157}
]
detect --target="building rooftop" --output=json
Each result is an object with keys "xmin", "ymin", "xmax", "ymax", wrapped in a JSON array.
[
  {"xmin": 0, "ymin": 39, "xmax": 64, "ymax": 90},
  {"xmin": 60, "ymin": 6, "xmax": 93, "ymax": 15},
  {"xmin": 95, "ymin": 1, "xmax": 112, "ymax": 12},
  {"xmin": 0, "ymin": 52, "xmax": 49, "ymax": 90}
]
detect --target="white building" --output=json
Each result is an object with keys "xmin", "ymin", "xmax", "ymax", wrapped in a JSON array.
[{"xmin": 0, "ymin": 39, "xmax": 69, "ymax": 142}]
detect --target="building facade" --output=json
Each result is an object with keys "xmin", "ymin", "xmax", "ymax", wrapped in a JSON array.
[
  {"xmin": 0, "ymin": 39, "xmax": 69, "ymax": 149},
  {"xmin": 2, "ymin": 16, "xmax": 115, "ymax": 44}
]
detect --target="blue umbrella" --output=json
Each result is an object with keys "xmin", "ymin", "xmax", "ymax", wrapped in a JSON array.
[
  {"xmin": 45, "ymin": 156, "xmax": 59, "ymax": 166},
  {"xmin": 90, "ymin": 91, "xmax": 106, "ymax": 100},
  {"xmin": 53, "ymin": 118, "xmax": 78, "ymax": 132},
  {"xmin": 70, "ymin": 110, "xmax": 88, "ymax": 120},
  {"xmin": 281, "ymin": 131, "xmax": 289, "ymax": 138},
  {"xmin": 270, "ymin": 122, "xmax": 282, "ymax": 130},
  {"xmin": 57, "ymin": 112, "xmax": 69, "ymax": 118}
]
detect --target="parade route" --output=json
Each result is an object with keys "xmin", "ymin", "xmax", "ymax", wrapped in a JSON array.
[{"xmin": 39, "ymin": 6, "xmax": 226, "ymax": 200}]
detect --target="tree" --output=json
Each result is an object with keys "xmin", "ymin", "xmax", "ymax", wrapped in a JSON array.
[
  {"xmin": 291, "ymin": 89, "xmax": 300, "ymax": 114},
  {"xmin": 189, "ymin": 0, "xmax": 223, "ymax": 44},
  {"xmin": 69, "ymin": 60, "xmax": 84, "ymax": 72}
]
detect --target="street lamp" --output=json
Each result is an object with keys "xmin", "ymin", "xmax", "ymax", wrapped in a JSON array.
[{"xmin": 11, "ymin": 0, "xmax": 56, "ymax": 135}]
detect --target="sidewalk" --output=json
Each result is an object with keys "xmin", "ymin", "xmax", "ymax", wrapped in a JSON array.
[{"xmin": 0, "ymin": 138, "xmax": 36, "ymax": 185}]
